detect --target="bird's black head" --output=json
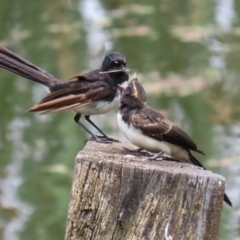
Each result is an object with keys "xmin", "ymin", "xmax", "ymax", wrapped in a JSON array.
[
  {"xmin": 119, "ymin": 76, "xmax": 146, "ymax": 109},
  {"xmin": 101, "ymin": 52, "xmax": 128, "ymax": 74}
]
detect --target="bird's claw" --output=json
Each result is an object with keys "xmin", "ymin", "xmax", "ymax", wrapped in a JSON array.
[
  {"xmin": 97, "ymin": 135, "xmax": 119, "ymax": 142},
  {"xmin": 123, "ymin": 147, "xmax": 151, "ymax": 156},
  {"xmin": 85, "ymin": 135, "xmax": 112, "ymax": 144},
  {"xmin": 148, "ymin": 152, "xmax": 184, "ymax": 163},
  {"xmin": 86, "ymin": 134, "xmax": 119, "ymax": 144},
  {"xmin": 148, "ymin": 151, "xmax": 164, "ymax": 161}
]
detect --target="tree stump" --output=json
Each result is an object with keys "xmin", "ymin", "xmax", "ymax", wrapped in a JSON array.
[{"xmin": 65, "ymin": 141, "xmax": 226, "ymax": 240}]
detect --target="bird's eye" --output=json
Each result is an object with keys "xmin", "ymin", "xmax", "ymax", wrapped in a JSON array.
[{"xmin": 111, "ymin": 60, "xmax": 119, "ymax": 66}]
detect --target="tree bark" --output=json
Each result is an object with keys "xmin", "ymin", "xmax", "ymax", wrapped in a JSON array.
[{"xmin": 65, "ymin": 141, "xmax": 226, "ymax": 240}]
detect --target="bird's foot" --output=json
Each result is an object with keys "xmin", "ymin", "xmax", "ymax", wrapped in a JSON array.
[
  {"xmin": 148, "ymin": 151, "xmax": 164, "ymax": 161},
  {"xmin": 148, "ymin": 153, "xmax": 185, "ymax": 163},
  {"xmin": 86, "ymin": 135, "xmax": 113, "ymax": 144},
  {"xmin": 123, "ymin": 147, "xmax": 151, "ymax": 156},
  {"xmin": 95, "ymin": 134, "xmax": 119, "ymax": 142},
  {"xmin": 102, "ymin": 135, "xmax": 119, "ymax": 142}
]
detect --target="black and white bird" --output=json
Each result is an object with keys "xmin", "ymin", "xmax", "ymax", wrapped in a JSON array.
[
  {"xmin": 0, "ymin": 46, "xmax": 129, "ymax": 142},
  {"xmin": 117, "ymin": 75, "xmax": 232, "ymax": 207}
]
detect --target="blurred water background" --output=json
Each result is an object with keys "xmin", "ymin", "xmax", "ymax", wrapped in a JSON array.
[{"xmin": 0, "ymin": 0, "xmax": 239, "ymax": 239}]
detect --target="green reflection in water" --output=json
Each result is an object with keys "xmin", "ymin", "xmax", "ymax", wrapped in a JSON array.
[{"xmin": 0, "ymin": 0, "xmax": 239, "ymax": 239}]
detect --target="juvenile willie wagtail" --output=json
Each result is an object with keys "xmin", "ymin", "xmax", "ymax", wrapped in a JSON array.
[
  {"xmin": 0, "ymin": 45, "xmax": 129, "ymax": 142},
  {"xmin": 117, "ymin": 75, "xmax": 232, "ymax": 207}
]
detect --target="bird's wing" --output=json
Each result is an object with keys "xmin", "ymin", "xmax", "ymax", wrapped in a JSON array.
[
  {"xmin": 44, "ymin": 71, "xmax": 104, "ymax": 102},
  {"xmin": 132, "ymin": 107, "xmax": 205, "ymax": 155},
  {"xmin": 28, "ymin": 80, "xmax": 112, "ymax": 113}
]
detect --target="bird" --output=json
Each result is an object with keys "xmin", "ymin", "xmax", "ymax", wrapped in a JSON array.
[
  {"xmin": 0, "ymin": 45, "xmax": 129, "ymax": 142},
  {"xmin": 117, "ymin": 75, "xmax": 232, "ymax": 207}
]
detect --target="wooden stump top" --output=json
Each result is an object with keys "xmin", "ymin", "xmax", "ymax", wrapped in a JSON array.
[{"xmin": 65, "ymin": 140, "xmax": 226, "ymax": 240}]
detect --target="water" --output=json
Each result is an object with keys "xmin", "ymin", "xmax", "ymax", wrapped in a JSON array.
[{"xmin": 0, "ymin": 0, "xmax": 239, "ymax": 239}]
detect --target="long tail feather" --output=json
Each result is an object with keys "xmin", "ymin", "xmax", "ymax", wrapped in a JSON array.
[
  {"xmin": 0, "ymin": 45, "xmax": 62, "ymax": 87},
  {"xmin": 188, "ymin": 151, "xmax": 232, "ymax": 207}
]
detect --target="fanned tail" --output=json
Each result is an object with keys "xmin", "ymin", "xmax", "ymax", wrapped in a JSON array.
[{"xmin": 0, "ymin": 45, "xmax": 62, "ymax": 87}]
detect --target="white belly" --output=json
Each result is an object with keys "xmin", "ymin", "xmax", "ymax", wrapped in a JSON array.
[
  {"xmin": 75, "ymin": 94, "xmax": 119, "ymax": 115},
  {"xmin": 117, "ymin": 112, "xmax": 189, "ymax": 161}
]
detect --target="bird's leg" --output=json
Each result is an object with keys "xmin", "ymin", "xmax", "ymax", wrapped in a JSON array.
[
  {"xmin": 74, "ymin": 114, "xmax": 111, "ymax": 144},
  {"xmin": 85, "ymin": 115, "xmax": 119, "ymax": 142}
]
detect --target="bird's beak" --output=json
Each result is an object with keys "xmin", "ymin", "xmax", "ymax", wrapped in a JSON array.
[
  {"xmin": 121, "ymin": 66, "xmax": 129, "ymax": 73},
  {"xmin": 132, "ymin": 72, "xmax": 137, "ymax": 79},
  {"xmin": 117, "ymin": 84, "xmax": 126, "ymax": 94}
]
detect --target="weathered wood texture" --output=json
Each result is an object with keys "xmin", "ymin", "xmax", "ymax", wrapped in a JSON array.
[{"xmin": 65, "ymin": 141, "xmax": 226, "ymax": 240}]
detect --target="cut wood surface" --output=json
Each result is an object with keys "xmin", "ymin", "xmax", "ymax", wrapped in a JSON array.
[{"xmin": 65, "ymin": 140, "xmax": 226, "ymax": 240}]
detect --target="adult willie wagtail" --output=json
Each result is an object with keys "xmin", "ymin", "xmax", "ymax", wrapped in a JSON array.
[
  {"xmin": 117, "ymin": 75, "xmax": 232, "ymax": 207},
  {"xmin": 0, "ymin": 45, "xmax": 129, "ymax": 142}
]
